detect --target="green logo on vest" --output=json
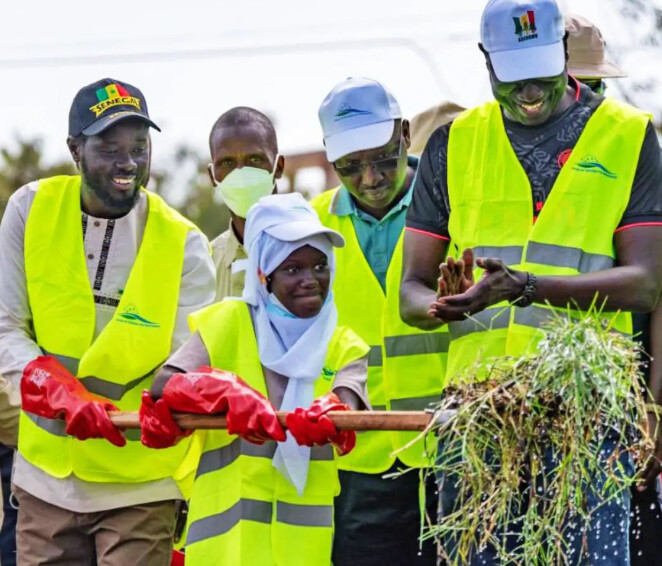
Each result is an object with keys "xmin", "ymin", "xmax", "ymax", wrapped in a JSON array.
[
  {"xmin": 117, "ymin": 305, "xmax": 159, "ymax": 328},
  {"xmin": 321, "ymin": 365, "xmax": 337, "ymax": 381},
  {"xmin": 572, "ymin": 155, "xmax": 617, "ymax": 179}
]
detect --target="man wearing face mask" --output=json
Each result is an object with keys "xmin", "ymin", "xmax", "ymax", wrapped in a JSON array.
[
  {"xmin": 401, "ymin": 0, "xmax": 662, "ymax": 563},
  {"xmin": 311, "ymin": 77, "xmax": 445, "ymax": 566},
  {"xmin": 208, "ymin": 107, "xmax": 284, "ymax": 301}
]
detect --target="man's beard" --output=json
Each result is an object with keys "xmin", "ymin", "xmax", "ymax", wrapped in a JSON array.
[{"xmin": 80, "ymin": 157, "xmax": 141, "ymax": 216}]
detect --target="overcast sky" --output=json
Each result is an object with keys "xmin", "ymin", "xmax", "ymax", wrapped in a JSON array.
[{"xmin": 1, "ymin": 0, "xmax": 660, "ymax": 185}]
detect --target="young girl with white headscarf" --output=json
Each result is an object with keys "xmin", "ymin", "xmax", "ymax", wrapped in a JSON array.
[{"xmin": 141, "ymin": 193, "xmax": 370, "ymax": 566}]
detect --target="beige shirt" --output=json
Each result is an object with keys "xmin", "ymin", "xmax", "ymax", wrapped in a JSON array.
[
  {"xmin": 0, "ymin": 182, "xmax": 217, "ymax": 512},
  {"xmin": 0, "ymin": 376, "xmax": 19, "ymax": 448},
  {"xmin": 211, "ymin": 222, "xmax": 247, "ymax": 301}
]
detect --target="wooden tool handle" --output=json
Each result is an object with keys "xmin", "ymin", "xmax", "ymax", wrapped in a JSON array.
[{"xmin": 109, "ymin": 410, "xmax": 436, "ymax": 432}]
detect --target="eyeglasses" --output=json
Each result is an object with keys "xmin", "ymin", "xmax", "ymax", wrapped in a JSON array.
[
  {"xmin": 581, "ymin": 79, "xmax": 607, "ymax": 95},
  {"xmin": 333, "ymin": 139, "xmax": 404, "ymax": 178}
]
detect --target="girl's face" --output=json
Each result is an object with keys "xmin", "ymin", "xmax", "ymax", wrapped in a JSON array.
[{"xmin": 269, "ymin": 245, "xmax": 331, "ymax": 318}]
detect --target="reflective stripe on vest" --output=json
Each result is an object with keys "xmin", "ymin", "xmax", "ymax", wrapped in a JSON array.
[
  {"xmin": 367, "ymin": 345, "xmax": 383, "ymax": 367},
  {"xmin": 24, "ymin": 411, "xmax": 142, "ymax": 442},
  {"xmin": 445, "ymin": 98, "xmax": 646, "ymax": 380},
  {"xmin": 196, "ymin": 439, "xmax": 334, "ymax": 478},
  {"xmin": 448, "ymin": 307, "xmax": 511, "ymax": 341},
  {"xmin": 525, "ymin": 242, "xmax": 614, "ymax": 273},
  {"xmin": 43, "ymin": 351, "xmax": 155, "ymax": 400},
  {"xmin": 187, "ymin": 499, "xmax": 334, "ymax": 546},
  {"xmin": 312, "ymin": 192, "xmax": 447, "ymax": 471},
  {"xmin": 21, "ymin": 175, "xmax": 195, "ymax": 482},
  {"xmin": 389, "ymin": 395, "xmax": 440, "ymax": 411},
  {"xmin": 383, "ymin": 333, "xmax": 449, "ymax": 358},
  {"xmin": 188, "ymin": 499, "xmax": 272, "ymax": 544},
  {"xmin": 472, "ymin": 244, "xmax": 614, "ymax": 274},
  {"xmin": 184, "ymin": 300, "xmax": 367, "ymax": 566}
]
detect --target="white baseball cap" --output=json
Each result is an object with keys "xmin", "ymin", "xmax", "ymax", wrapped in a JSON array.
[
  {"xmin": 481, "ymin": 0, "xmax": 566, "ymax": 83},
  {"xmin": 245, "ymin": 193, "xmax": 345, "ymax": 250},
  {"xmin": 318, "ymin": 77, "xmax": 402, "ymax": 162}
]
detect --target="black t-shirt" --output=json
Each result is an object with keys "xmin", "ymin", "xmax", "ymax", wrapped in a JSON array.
[{"xmin": 407, "ymin": 82, "xmax": 662, "ymax": 240}]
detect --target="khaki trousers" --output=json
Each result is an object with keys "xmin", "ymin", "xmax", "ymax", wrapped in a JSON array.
[{"xmin": 14, "ymin": 486, "xmax": 175, "ymax": 566}]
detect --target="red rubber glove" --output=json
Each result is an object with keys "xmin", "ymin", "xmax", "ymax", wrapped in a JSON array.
[
  {"xmin": 285, "ymin": 392, "xmax": 355, "ymax": 456},
  {"xmin": 139, "ymin": 390, "xmax": 191, "ymax": 449},
  {"xmin": 21, "ymin": 356, "xmax": 126, "ymax": 447},
  {"xmin": 161, "ymin": 366, "xmax": 286, "ymax": 445}
]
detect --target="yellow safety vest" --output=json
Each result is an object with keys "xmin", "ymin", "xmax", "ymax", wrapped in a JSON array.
[
  {"xmin": 184, "ymin": 299, "xmax": 369, "ymax": 566},
  {"xmin": 445, "ymin": 98, "xmax": 648, "ymax": 381},
  {"xmin": 20, "ymin": 175, "xmax": 197, "ymax": 482},
  {"xmin": 312, "ymin": 189, "xmax": 447, "ymax": 470}
]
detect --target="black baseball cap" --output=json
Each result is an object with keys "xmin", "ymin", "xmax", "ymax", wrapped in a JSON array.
[{"xmin": 68, "ymin": 78, "xmax": 161, "ymax": 137}]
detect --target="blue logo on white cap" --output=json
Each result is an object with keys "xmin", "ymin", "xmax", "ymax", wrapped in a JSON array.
[{"xmin": 334, "ymin": 102, "xmax": 371, "ymax": 121}]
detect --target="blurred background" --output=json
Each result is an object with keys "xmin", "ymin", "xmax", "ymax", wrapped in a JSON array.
[{"xmin": 0, "ymin": 0, "xmax": 660, "ymax": 238}]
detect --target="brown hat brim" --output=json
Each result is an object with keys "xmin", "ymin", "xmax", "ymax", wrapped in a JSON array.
[{"xmin": 569, "ymin": 59, "xmax": 627, "ymax": 79}]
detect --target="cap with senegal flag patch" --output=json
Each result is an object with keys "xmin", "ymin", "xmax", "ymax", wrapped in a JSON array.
[
  {"xmin": 68, "ymin": 78, "xmax": 160, "ymax": 137},
  {"xmin": 480, "ymin": 0, "xmax": 566, "ymax": 83}
]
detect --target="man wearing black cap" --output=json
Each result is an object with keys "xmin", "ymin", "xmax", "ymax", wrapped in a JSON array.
[{"xmin": 0, "ymin": 78, "xmax": 215, "ymax": 565}]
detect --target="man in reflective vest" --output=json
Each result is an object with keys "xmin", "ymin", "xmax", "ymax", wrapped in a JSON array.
[
  {"xmin": 312, "ymin": 77, "xmax": 445, "ymax": 566},
  {"xmin": 207, "ymin": 107, "xmax": 285, "ymax": 301},
  {"xmin": 400, "ymin": 0, "xmax": 662, "ymax": 564},
  {"xmin": 0, "ymin": 78, "xmax": 216, "ymax": 565}
]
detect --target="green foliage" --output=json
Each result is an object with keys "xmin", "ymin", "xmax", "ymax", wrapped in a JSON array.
[
  {"xmin": 428, "ymin": 309, "xmax": 653, "ymax": 566},
  {"xmin": 0, "ymin": 139, "xmax": 76, "ymax": 218},
  {"xmin": 160, "ymin": 145, "xmax": 230, "ymax": 241}
]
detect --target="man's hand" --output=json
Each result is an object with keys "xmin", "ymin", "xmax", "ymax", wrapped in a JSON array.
[
  {"xmin": 429, "ymin": 255, "xmax": 527, "ymax": 322},
  {"xmin": 437, "ymin": 249, "xmax": 475, "ymax": 298},
  {"xmin": 21, "ymin": 356, "xmax": 126, "ymax": 447},
  {"xmin": 639, "ymin": 411, "xmax": 662, "ymax": 490},
  {"xmin": 139, "ymin": 391, "xmax": 190, "ymax": 449}
]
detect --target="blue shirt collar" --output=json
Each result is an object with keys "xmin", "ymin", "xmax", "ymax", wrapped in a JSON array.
[{"xmin": 332, "ymin": 155, "xmax": 417, "ymax": 221}]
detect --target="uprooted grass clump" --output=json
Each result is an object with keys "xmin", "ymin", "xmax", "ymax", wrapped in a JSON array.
[{"xmin": 427, "ymin": 310, "xmax": 654, "ymax": 566}]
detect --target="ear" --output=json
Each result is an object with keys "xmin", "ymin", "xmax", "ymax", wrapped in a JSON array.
[
  {"xmin": 274, "ymin": 154, "xmax": 285, "ymax": 180},
  {"xmin": 401, "ymin": 119, "xmax": 411, "ymax": 151},
  {"xmin": 478, "ymin": 43, "xmax": 493, "ymax": 71},
  {"xmin": 563, "ymin": 32, "xmax": 569, "ymax": 62},
  {"xmin": 67, "ymin": 135, "xmax": 82, "ymax": 167},
  {"xmin": 207, "ymin": 163, "xmax": 216, "ymax": 186}
]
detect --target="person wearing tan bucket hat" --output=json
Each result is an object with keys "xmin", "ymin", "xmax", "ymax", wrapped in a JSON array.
[{"xmin": 566, "ymin": 13, "xmax": 626, "ymax": 93}]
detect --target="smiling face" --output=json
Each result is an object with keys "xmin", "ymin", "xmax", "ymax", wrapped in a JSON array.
[
  {"xmin": 489, "ymin": 64, "xmax": 569, "ymax": 126},
  {"xmin": 268, "ymin": 245, "xmax": 331, "ymax": 318},
  {"xmin": 332, "ymin": 120, "xmax": 410, "ymax": 217},
  {"xmin": 69, "ymin": 118, "xmax": 150, "ymax": 218}
]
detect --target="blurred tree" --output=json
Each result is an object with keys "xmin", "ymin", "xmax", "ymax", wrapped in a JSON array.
[
  {"xmin": 156, "ymin": 144, "xmax": 230, "ymax": 241},
  {"xmin": 0, "ymin": 138, "xmax": 75, "ymax": 218}
]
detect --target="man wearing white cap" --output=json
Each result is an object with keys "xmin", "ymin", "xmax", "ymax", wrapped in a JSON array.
[
  {"xmin": 400, "ymin": 0, "xmax": 662, "ymax": 563},
  {"xmin": 312, "ymin": 77, "xmax": 445, "ymax": 566}
]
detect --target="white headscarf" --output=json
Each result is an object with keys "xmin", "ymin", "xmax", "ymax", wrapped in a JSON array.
[{"xmin": 241, "ymin": 193, "xmax": 344, "ymax": 494}]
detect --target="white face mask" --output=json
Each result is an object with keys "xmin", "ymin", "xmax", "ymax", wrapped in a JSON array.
[{"xmin": 211, "ymin": 157, "xmax": 280, "ymax": 218}]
